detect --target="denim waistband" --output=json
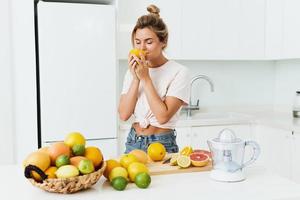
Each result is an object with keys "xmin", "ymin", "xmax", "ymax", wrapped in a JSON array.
[{"xmin": 129, "ymin": 127, "xmax": 176, "ymax": 141}]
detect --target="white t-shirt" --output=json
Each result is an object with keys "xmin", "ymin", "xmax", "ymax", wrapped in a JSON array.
[{"xmin": 121, "ymin": 60, "xmax": 190, "ymax": 129}]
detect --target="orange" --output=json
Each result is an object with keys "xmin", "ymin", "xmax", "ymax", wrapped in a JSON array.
[
  {"xmin": 147, "ymin": 143, "xmax": 166, "ymax": 161},
  {"xmin": 45, "ymin": 166, "xmax": 58, "ymax": 179},
  {"xmin": 84, "ymin": 146, "xmax": 103, "ymax": 168},
  {"xmin": 120, "ymin": 154, "xmax": 138, "ymax": 169},
  {"xmin": 23, "ymin": 151, "xmax": 51, "ymax": 181},
  {"xmin": 129, "ymin": 149, "xmax": 148, "ymax": 164},
  {"xmin": 127, "ymin": 162, "xmax": 149, "ymax": 182},
  {"xmin": 129, "ymin": 49, "xmax": 146, "ymax": 59},
  {"xmin": 103, "ymin": 159, "xmax": 121, "ymax": 179},
  {"xmin": 64, "ymin": 132, "xmax": 86, "ymax": 147},
  {"xmin": 48, "ymin": 142, "xmax": 71, "ymax": 165}
]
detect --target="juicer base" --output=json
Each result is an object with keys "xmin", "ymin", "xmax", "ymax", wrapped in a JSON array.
[{"xmin": 210, "ymin": 169, "xmax": 245, "ymax": 182}]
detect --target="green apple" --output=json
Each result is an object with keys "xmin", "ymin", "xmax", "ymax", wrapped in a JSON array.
[{"xmin": 78, "ymin": 159, "xmax": 95, "ymax": 174}]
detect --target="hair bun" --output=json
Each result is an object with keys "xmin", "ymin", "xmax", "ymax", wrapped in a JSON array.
[{"xmin": 147, "ymin": 4, "xmax": 160, "ymax": 17}]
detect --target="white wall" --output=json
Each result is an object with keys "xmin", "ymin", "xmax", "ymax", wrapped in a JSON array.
[
  {"xmin": 0, "ymin": 0, "xmax": 15, "ymax": 164},
  {"xmin": 118, "ymin": 60, "xmax": 276, "ymax": 110},
  {"xmin": 274, "ymin": 60, "xmax": 300, "ymax": 112}
]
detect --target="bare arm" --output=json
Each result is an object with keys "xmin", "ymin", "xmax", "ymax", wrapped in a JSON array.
[
  {"xmin": 118, "ymin": 79, "xmax": 140, "ymax": 121},
  {"xmin": 141, "ymin": 78, "xmax": 183, "ymax": 124}
]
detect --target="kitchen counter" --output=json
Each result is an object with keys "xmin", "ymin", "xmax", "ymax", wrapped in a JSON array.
[
  {"xmin": 3, "ymin": 164, "xmax": 300, "ymax": 200},
  {"xmin": 119, "ymin": 108, "xmax": 300, "ymax": 133}
]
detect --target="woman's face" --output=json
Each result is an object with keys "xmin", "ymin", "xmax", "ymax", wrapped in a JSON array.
[{"xmin": 133, "ymin": 28, "xmax": 165, "ymax": 61}]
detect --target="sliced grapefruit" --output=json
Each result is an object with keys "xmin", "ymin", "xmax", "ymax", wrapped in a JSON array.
[
  {"xmin": 193, "ymin": 149, "xmax": 212, "ymax": 159},
  {"xmin": 189, "ymin": 152, "xmax": 209, "ymax": 167}
]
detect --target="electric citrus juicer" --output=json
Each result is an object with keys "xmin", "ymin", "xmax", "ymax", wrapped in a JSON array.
[{"xmin": 207, "ymin": 129, "xmax": 260, "ymax": 182}]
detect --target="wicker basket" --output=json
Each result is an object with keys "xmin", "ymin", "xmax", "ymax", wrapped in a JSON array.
[{"xmin": 26, "ymin": 161, "xmax": 106, "ymax": 194}]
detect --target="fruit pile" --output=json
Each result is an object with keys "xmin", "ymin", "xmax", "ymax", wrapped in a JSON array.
[
  {"xmin": 170, "ymin": 146, "xmax": 211, "ymax": 168},
  {"xmin": 23, "ymin": 132, "xmax": 103, "ymax": 181},
  {"xmin": 104, "ymin": 142, "xmax": 166, "ymax": 191}
]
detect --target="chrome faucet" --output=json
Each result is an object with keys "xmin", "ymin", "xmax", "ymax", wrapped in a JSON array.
[{"xmin": 183, "ymin": 75, "xmax": 214, "ymax": 117}]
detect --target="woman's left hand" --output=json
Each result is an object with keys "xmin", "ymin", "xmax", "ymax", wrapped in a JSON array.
[{"xmin": 134, "ymin": 53, "xmax": 150, "ymax": 81}]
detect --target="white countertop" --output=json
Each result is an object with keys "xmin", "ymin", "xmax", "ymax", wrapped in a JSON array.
[
  {"xmin": 3, "ymin": 164, "xmax": 300, "ymax": 200},
  {"xmin": 119, "ymin": 107, "xmax": 300, "ymax": 133}
]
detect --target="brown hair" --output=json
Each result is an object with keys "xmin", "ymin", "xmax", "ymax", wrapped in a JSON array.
[{"xmin": 131, "ymin": 5, "xmax": 168, "ymax": 49}]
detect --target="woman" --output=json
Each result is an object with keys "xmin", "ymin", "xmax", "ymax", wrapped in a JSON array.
[{"xmin": 118, "ymin": 5, "xmax": 190, "ymax": 153}]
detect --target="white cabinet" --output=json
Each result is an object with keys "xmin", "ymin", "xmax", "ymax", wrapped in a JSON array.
[
  {"xmin": 117, "ymin": 0, "xmax": 181, "ymax": 59},
  {"xmin": 176, "ymin": 124, "xmax": 252, "ymax": 150},
  {"xmin": 254, "ymin": 125, "xmax": 292, "ymax": 179},
  {"xmin": 291, "ymin": 132, "xmax": 300, "ymax": 183},
  {"xmin": 181, "ymin": 0, "xmax": 265, "ymax": 60}
]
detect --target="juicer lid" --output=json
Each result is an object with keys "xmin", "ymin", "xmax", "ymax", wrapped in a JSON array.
[{"xmin": 211, "ymin": 128, "xmax": 242, "ymax": 144}]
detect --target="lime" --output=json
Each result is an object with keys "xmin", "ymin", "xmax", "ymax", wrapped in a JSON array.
[
  {"xmin": 111, "ymin": 176, "xmax": 128, "ymax": 191},
  {"xmin": 55, "ymin": 155, "xmax": 70, "ymax": 168},
  {"xmin": 78, "ymin": 159, "xmax": 95, "ymax": 175},
  {"xmin": 134, "ymin": 172, "xmax": 151, "ymax": 189},
  {"xmin": 72, "ymin": 144, "xmax": 85, "ymax": 156}
]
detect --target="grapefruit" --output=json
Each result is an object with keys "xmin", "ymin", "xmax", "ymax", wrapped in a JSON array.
[
  {"xmin": 147, "ymin": 143, "xmax": 166, "ymax": 161},
  {"xmin": 190, "ymin": 152, "xmax": 209, "ymax": 167},
  {"xmin": 48, "ymin": 142, "xmax": 71, "ymax": 165},
  {"xmin": 129, "ymin": 149, "xmax": 148, "ymax": 164},
  {"xmin": 193, "ymin": 149, "xmax": 212, "ymax": 158},
  {"xmin": 70, "ymin": 156, "xmax": 88, "ymax": 167},
  {"xmin": 120, "ymin": 154, "xmax": 138, "ymax": 169}
]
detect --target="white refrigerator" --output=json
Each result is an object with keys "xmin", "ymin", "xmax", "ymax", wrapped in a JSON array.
[{"xmin": 37, "ymin": 1, "xmax": 118, "ymax": 159}]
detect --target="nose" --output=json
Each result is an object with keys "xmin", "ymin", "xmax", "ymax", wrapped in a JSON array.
[{"xmin": 140, "ymin": 42, "xmax": 147, "ymax": 51}]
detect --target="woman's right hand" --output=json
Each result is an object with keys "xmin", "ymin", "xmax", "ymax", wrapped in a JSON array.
[{"xmin": 128, "ymin": 54, "xmax": 139, "ymax": 81}]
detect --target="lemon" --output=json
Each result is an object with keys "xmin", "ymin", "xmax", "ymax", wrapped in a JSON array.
[
  {"xmin": 109, "ymin": 166, "xmax": 128, "ymax": 182},
  {"xmin": 55, "ymin": 165, "xmax": 79, "ymax": 178},
  {"xmin": 127, "ymin": 162, "xmax": 149, "ymax": 182},
  {"xmin": 170, "ymin": 153, "xmax": 179, "ymax": 166},
  {"xmin": 177, "ymin": 155, "xmax": 191, "ymax": 168},
  {"xmin": 64, "ymin": 132, "xmax": 86, "ymax": 147},
  {"xmin": 129, "ymin": 49, "xmax": 146, "ymax": 59},
  {"xmin": 147, "ymin": 143, "xmax": 166, "ymax": 161},
  {"xmin": 120, "ymin": 154, "xmax": 138, "ymax": 169},
  {"xmin": 180, "ymin": 146, "xmax": 193, "ymax": 156}
]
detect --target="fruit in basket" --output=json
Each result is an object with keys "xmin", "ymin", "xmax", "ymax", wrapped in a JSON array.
[
  {"xmin": 120, "ymin": 154, "xmax": 138, "ymax": 169},
  {"xmin": 70, "ymin": 156, "xmax": 87, "ymax": 167},
  {"xmin": 72, "ymin": 144, "xmax": 85, "ymax": 156},
  {"xmin": 177, "ymin": 155, "xmax": 191, "ymax": 168},
  {"xmin": 127, "ymin": 162, "xmax": 149, "ymax": 182},
  {"xmin": 180, "ymin": 146, "xmax": 193, "ymax": 156},
  {"xmin": 37, "ymin": 146, "xmax": 49, "ymax": 154},
  {"xmin": 84, "ymin": 146, "xmax": 103, "ymax": 168},
  {"xmin": 129, "ymin": 149, "xmax": 148, "ymax": 164},
  {"xmin": 111, "ymin": 176, "xmax": 128, "ymax": 191},
  {"xmin": 109, "ymin": 166, "xmax": 128, "ymax": 182},
  {"xmin": 48, "ymin": 142, "xmax": 71, "ymax": 164},
  {"xmin": 190, "ymin": 152, "xmax": 209, "ymax": 167},
  {"xmin": 78, "ymin": 159, "xmax": 95, "ymax": 174},
  {"xmin": 104, "ymin": 159, "xmax": 121, "ymax": 179},
  {"xmin": 135, "ymin": 172, "xmax": 151, "ymax": 189},
  {"xmin": 55, "ymin": 165, "xmax": 79, "ymax": 178},
  {"xmin": 45, "ymin": 166, "xmax": 58, "ymax": 179},
  {"xmin": 129, "ymin": 49, "xmax": 146, "ymax": 59},
  {"xmin": 23, "ymin": 151, "xmax": 51, "ymax": 181},
  {"xmin": 55, "ymin": 155, "xmax": 70, "ymax": 168},
  {"xmin": 147, "ymin": 142, "xmax": 166, "ymax": 161},
  {"xmin": 64, "ymin": 132, "xmax": 86, "ymax": 147}
]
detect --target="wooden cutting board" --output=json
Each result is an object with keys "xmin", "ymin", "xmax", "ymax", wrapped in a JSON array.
[{"xmin": 147, "ymin": 153, "xmax": 212, "ymax": 176}]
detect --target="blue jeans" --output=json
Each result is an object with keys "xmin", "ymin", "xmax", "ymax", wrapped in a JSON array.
[{"xmin": 124, "ymin": 127, "xmax": 179, "ymax": 154}]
